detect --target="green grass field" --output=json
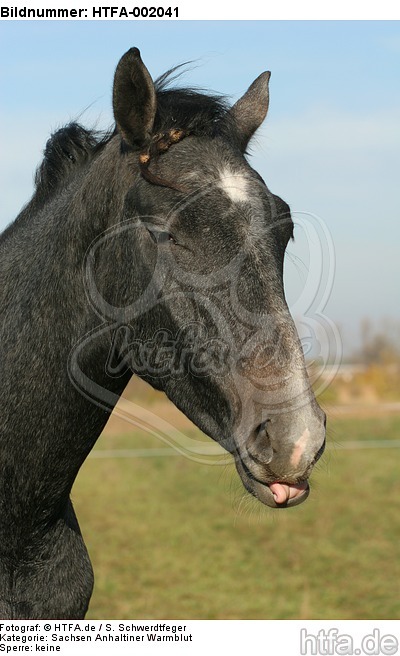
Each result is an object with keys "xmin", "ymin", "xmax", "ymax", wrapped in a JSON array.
[{"xmin": 73, "ymin": 414, "xmax": 400, "ymax": 620}]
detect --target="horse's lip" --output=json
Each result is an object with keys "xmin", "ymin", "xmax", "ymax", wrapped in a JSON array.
[
  {"xmin": 252, "ymin": 478, "xmax": 310, "ymax": 509},
  {"xmin": 234, "ymin": 456, "xmax": 310, "ymax": 509},
  {"xmin": 269, "ymin": 481, "xmax": 310, "ymax": 508}
]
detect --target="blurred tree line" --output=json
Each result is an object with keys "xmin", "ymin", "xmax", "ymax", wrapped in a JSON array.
[
  {"xmin": 356, "ymin": 318, "xmax": 400, "ymax": 366},
  {"xmin": 338, "ymin": 318, "xmax": 400, "ymax": 402},
  {"xmin": 315, "ymin": 319, "xmax": 400, "ymax": 404}
]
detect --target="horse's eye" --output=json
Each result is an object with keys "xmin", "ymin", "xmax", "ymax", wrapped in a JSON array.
[{"xmin": 148, "ymin": 229, "xmax": 176, "ymax": 245}]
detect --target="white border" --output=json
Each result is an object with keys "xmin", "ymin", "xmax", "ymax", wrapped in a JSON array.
[{"xmin": 1, "ymin": 0, "xmax": 399, "ymax": 20}]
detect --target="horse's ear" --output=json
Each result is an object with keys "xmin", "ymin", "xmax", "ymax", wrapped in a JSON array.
[
  {"xmin": 228, "ymin": 72, "xmax": 271, "ymax": 152},
  {"xmin": 113, "ymin": 47, "xmax": 156, "ymax": 149}
]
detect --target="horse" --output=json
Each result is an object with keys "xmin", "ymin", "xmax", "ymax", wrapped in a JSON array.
[{"xmin": 0, "ymin": 47, "xmax": 326, "ymax": 619}]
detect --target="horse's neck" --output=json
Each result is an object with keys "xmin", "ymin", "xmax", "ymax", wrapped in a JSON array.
[{"xmin": 0, "ymin": 147, "xmax": 135, "ymax": 522}]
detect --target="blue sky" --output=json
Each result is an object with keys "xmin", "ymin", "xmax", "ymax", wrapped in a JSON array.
[{"xmin": 1, "ymin": 20, "xmax": 399, "ymax": 354}]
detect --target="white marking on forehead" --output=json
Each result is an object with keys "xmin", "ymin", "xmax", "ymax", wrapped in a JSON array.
[{"xmin": 219, "ymin": 168, "xmax": 249, "ymax": 203}]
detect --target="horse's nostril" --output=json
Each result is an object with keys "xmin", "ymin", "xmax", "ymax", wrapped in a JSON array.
[
  {"xmin": 257, "ymin": 419, "xmax": 271, "ymax": 436},
  {"xmin": 247, "ymin": 421, "xmax": 273, "ymax": 465}
]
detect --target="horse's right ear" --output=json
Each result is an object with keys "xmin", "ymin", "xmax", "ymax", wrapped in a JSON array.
[{"xmin": 113, "ymin": 48, "xmax": 156, "ymax": 149}]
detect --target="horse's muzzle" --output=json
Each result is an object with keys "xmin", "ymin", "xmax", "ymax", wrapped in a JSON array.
[{"xmin": 234, "ymin": 455, "xmax": 311, "ymax": 509}]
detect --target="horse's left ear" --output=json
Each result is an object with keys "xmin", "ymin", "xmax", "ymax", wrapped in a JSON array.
[
  {"xmin": 228, "ymin": 72, "xmax": 271, "ymax": 152},
  {"xmin": 113, "ymin": 47, "xmax": 156, "ymax": 149}
]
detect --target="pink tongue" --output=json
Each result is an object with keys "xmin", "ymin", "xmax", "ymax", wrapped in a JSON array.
[{"xmin": 269, "ymin": 481, "xmax": 308, "ymax": 505}]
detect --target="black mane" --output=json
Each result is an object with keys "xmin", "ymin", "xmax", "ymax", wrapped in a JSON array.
[
  {"xmin": 0, "ymin": 123, "xmax": 108, "ymax": 243},
  {"xmin": 34, "ymin": 123, "xmax": 104, "ymax": 201},
  {"xmin": 154, "ymin": 67, "xmax": 230, "ymax": 137}
]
